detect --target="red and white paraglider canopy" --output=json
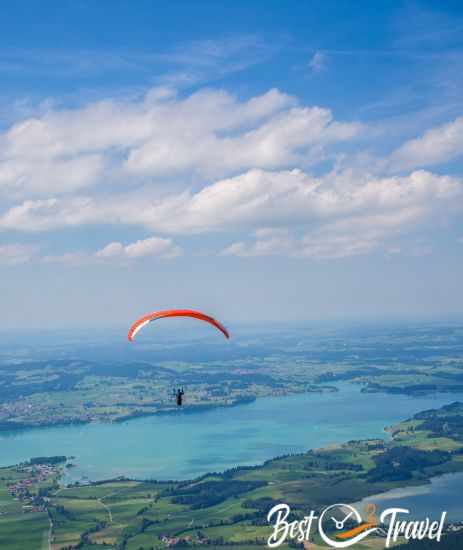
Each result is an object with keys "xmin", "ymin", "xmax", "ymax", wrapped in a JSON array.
[{"xmin": 128, "ymin": 309, "xmax": 230, "ymax": 341}]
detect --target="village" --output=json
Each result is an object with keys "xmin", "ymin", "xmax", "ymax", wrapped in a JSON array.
[{"xmin": 3, "ymin": 459, "xmax": 64, "ymax": 515}]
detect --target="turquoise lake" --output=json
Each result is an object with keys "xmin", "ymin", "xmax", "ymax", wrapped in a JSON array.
[{"xmin": 1, "ymin": 383, "xmax": 463, "ymax": 483}]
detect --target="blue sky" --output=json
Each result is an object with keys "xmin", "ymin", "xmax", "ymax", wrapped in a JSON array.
[{"xmin": 1, "ymin": 0, "xmax": 462, "ymax": 329}]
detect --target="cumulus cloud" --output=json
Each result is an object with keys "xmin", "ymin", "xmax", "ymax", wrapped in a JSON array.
[
  {"xmin": 0, "ymin": 197, "xmax": 102, "ymax": 231},
  {"xmin": 125, "ymin": 104, "xmax": 358, "ymax": 178},
  {"xmin": 96, "ymin": 236, "xmax": 181, "ymax": 260},
  {"xmin": 389, "ymin": 116, "xmax": 463, "ymax": 170},
  {"xmin": 219, "ymin": 169, "xmax": 461, "ymax": 259},
  {"xmin": 0, "ymin": 86, "xmax": 361, "ymax": 197},
  {"xmin": 0, "ymin": 168, "xmax": 460, "ymax": 242},
  {"xmin": 0, "ymin": 84, "xmax": 461, "ymax": 262},
  {"xmin": 44, "ymin": 236, "xmax": 181, "ymax": 265},
  {"xmin": 0, "ymin": 153, "xmax": 105, "ymax": 196},
  {"xmin": 140, "ymin": 168, "xmax": 460, "ymax": 234}
]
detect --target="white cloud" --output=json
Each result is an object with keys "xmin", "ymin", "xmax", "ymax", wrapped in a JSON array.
[
  {"xmin": 219, "ymin": 169, "xmax": 461, "ymax": 259},
  {"xmin": 95, "ymin": 241, "xmax": 125, "ymax": 258},
  {"xmin": 298, "ymin": 209, "xmax": 426, "ymax": 259},
  {"xmin": 0, "ymin": 84, "xmax": 461, "ymax": 262},
  {"xmin": 0, "ymin": 153, "xmax": 105, "ymax": 195},
  {"xmin": 309, "ymin": 51, "xmax": 325, "ymax": 73},
  {"xmin": 96, "ymin": 236, "xmax": 181, "ymax": 260},
  {"xmin": 0, "ymin": 87, "xmax": 360, "ymax": 197},
  {"xmin": 125, "ymin": 104, "xmax": 358, "ymax": 178},
  {"xmin": 44, "ymin": 236, "xmax": 181, "ymax": 265},
  {"xmin": 223, "ymin": 222, "xmax": 402, "ymax": 260},
  {"xmin": 223, "ymin": 228, "xmax": 293, "ymax": 257},
  {"xmin": 0, "ymin": 197, "xmax": 102, "ymax": 231},
  {"xmin": 389, "ymin": 116, "xmax": 463, "ymax": 170},
  {"xmin": 223, "ymin": 219, "xmax": 399, "ymax": 260},
  {"xmin": 143, "ymin": 168, "xmax": 460, "ymax": 234},
  {"xmin": 0, "ymin": 168, "xmax": 460, "ymax": 243}
]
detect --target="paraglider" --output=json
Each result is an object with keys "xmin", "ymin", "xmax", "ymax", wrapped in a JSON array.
[
  {"xmin": 127, "ymin": 309, "xmax": 230, "ymax": 406},
  {"xmin": 128, "ymin": 309, "xmax": 229, "ymax": 342}
]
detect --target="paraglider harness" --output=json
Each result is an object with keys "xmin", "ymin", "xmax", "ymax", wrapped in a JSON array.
[{"xmin": 175, "ymin": 387, "xmax": 185, "ymax": 406}]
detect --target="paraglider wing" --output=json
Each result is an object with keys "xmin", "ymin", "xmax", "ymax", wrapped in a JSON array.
[{"xmin": 127, "ymin": 309, "xmax": 230, "ymax": 341}]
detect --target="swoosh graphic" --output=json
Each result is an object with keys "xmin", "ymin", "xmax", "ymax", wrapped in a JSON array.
[
  {"xmin": 337, "ymin": 522, "xmax": 377, "ymax": 540},
  {"xmin": 320, "ymin": 525, "xmax": 378, "ymax": 548}
]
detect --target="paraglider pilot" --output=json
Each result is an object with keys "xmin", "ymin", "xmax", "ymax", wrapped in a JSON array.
[
  {"xmin": 127, "ymin": 309, "xmax": 229, "ymax": 409},
  {"xmin": 175, "ymin": 388, "xmax": 184, "ymax": 407}
]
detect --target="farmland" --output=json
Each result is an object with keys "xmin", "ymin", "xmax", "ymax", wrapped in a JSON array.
[{"xmin": 2, "ymin": 323, "xmax": 463, "ymax": 431}]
